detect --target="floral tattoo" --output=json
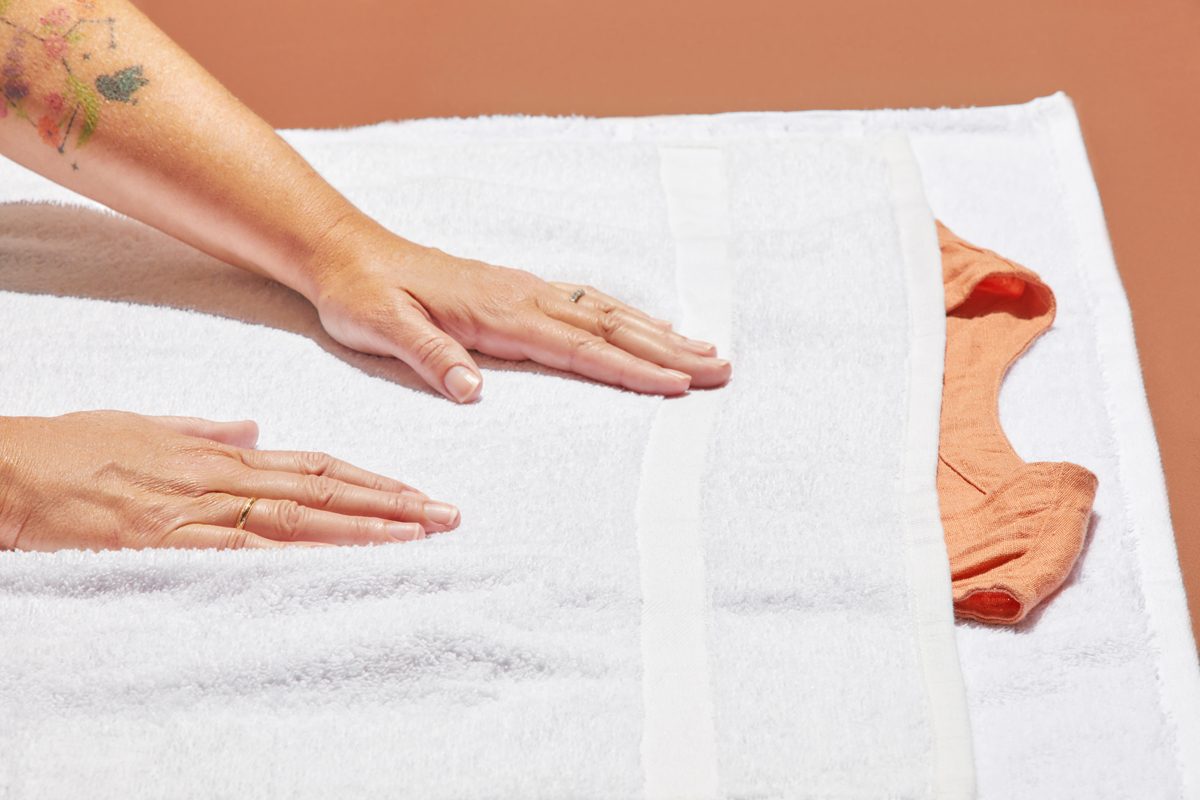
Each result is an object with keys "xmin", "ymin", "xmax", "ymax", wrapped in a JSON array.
[{"xmin": 1, "ymin": 1, "xmax": 148, "ymax": 167}]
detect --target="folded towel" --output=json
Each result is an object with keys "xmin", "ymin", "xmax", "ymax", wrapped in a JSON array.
[
  {"xmin": 886, "ymin": 95, "xmax": 1200, "ymax": 800},
  {"xmin": 275, "ymin": 94, "xmax": 1200, "ymax": 797},
  {"xmin": 1, "ymin": 93, "xmax": 1196, "ymax": 799},
  {"xmin": 0, "ymin": 136, "xmax": 971, "ymax": 797},
  {"xmin": 327, "ymin": 93, "xmax": 1199, "ymax": 799}
]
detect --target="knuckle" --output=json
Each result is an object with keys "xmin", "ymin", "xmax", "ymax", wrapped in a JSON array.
[
  {"xmin": 412, "ymin": 334, "xmax": 451, "ymax": 368},
  {"xmin": 303, "ymin": 475, "xmax": 341, "ymax": 509},
  {"xmin": 195, "ymin": 442, "xmax": 238, "ymax": 463},
  {"xmin": 577, "ymin": 335, "xmax": 608, "ymax": 357},
  {"xmin": 564, "ymin": 332, "xmax": 606, "ymax": 371},
  {"xmin": 298, "ymin": 450, "xmax": 334, "ymax": 476},
  {"xmin": 353, "ymin": 516, "xmax": 389, "ymax": 540},
  {"xmin": 123, "ymin": 500, "xmax": 179, "ymax": 549},
  {"xmin": 176, "ymin": 439, "xmax": 237, "ymax": 467},
  {"xmin": 140, "ymin": 500, "xmax": 186, "ymax": 534},
  {"xmin": 272, "ymin": 500, "xmax": 306, "ymax": 541},
  {"xmin": 475, "ymin": 270, "xmax": 541, "ymax": 320},
  {"xmin": 596, "ymin": 308, "xmax": 624, "ymax": 340},
  {"xmin": 387, "ymin": 493, "xmax": 420, "ymax": 520},
  {"xmin": 362, "ymin": 473, "xmax": 390, "ymax": 491},
  {"xmin": 136, "ymin": 453, "xmax": 211, "ymax": 498},
  {"xmin": 563, "ymin": 329, "xmax": 595, "ymax": 353},
  {"xmin": 192, "ymin": 493, "xmax": 229, "ymax": 524}
]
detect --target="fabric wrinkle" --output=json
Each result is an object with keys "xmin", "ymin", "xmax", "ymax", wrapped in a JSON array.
[{"xmin": 935, "ymin": 221, "xmax": 1098, "ymax": 625}]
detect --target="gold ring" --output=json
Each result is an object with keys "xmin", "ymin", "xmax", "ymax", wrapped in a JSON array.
[
  {"xmin": 235, "ymin": 497, "xmax": 259, "ymax": 531},
  {"xmin": 569, "ymin": 288, "xmax": 586, "ymax": 303}
]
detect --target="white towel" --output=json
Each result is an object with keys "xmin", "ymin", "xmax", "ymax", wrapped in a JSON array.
[
  {"xmin": 2, "ymin": 93, "xmax": 1197, "ymax": 799},
  {"xmin": 883, "ymin": 95, "xmax": 1200, "ymax": 800},
  {"xmin": 283, "ymin": 93, "xmax": 1200, "ymax": 799},
  {"xmin": 0, "ymin": 136, "xmax": 971, "ymax": 798}
]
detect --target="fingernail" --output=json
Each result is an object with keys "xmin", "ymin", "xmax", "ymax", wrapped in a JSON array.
[
  {"xmin": 444, "ymin": 365, "xmax": 481, "ymax": 403},
  {"xmin": 389, "ymin": 523, "xmax": 426, "ymax": 541},
  {"xmin": 423, "ymin": 502, "xmax": 460, "ymax": 527},
  {"xmin": 682, "ymin": 338, "xmax": 717, "ymax": 355},
  {"xmin": 663, "ymin": 368, "xmax": 691, "ymax": 382},
  {"xmin": 713, "ymin": 359, "xmax": 731, "ymax": 369}
]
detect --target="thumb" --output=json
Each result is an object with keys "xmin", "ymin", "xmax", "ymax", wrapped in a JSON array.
[
  {"xmin": 389, "ymin": 307, "xmax": 483, "ymax": 403},
  {"xmin": 147, "ymin": 415, "xmax": 260, "ymax": 448}
]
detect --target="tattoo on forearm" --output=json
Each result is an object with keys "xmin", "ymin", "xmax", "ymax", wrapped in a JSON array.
[{"xmin": 1, "ymin": 1, "xmax": 148, "ymax": 168}]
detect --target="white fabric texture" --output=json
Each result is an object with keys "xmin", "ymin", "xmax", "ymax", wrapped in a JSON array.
[
  {"xmin": 1, "ymin": 93, "xmax": 1196, "ymax": 799},
  {"xmin": 279, "ymin": 92, "xmax": 1200, "ymax": 799},
  {"xmin": 0, "ymin": 135, "xmax": 970, "ymax": 797}
]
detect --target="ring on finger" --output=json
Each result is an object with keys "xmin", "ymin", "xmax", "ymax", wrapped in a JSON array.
[
  {"xmin": 569, "ymin": 288, "xmax": 586, "ymax": 303},
  {"xmin": 235, "ymin": 497, "xmax": 259, "ymax": 530}
]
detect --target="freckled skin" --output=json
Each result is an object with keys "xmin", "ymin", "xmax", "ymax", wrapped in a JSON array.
[
  {"xmin": 0, "ymin": 0, "xmax": 354, "ymax": 292},
  {"xmin": 0, "ymin": 0, "xmax": 731, "ymax": 551},
  {"xmin": 0, "ymin": 0, "xmax": 730, "ymax": 403}
]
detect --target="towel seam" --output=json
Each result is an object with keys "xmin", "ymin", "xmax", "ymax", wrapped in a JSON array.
[{"xmin": 881, "ymin": 135, "xmax": 978, "ymax": 800}]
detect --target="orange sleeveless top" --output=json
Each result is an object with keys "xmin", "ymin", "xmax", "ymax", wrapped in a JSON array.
[{"xmin": 936, "ymin": 222, "xmax": 1098, "ymax": 625}]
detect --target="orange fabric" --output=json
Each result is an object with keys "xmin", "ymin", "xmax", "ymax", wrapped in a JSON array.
[{"xmin": 936, "ymin": 221, "xmax": 1098, "ymax": 625}]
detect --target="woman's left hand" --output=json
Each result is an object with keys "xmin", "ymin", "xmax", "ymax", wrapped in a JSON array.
[{"xmin": 307, "ymin": 217, "xmax": 732, "ymax": 403}]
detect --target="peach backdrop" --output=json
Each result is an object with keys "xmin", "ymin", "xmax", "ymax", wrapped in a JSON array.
[{"xmin": 130, "ymin": 0, "xmax": 1199, "ymax": 646}]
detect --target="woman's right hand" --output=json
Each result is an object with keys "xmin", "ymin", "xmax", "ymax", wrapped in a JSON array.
[
  {"xmin": 307, "ymin": 219, "xmax": 732, "ymax": 403},
  {"xmin": 0, "ymin": 411, "xmax": 458, "ymax": 552}
]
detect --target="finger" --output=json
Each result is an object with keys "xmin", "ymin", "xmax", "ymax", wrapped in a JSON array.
[
  {"xmin": 160, "ymin": 523, "xmax": 329, "ymax": 550},
  {"xmin": 546, "ymin": 299, "xmax": 731, "ymax": 389},
  {"xmin": 553, "ymin": 283, "xmax": 719, "ymax": 355},
  {"xmin": 615, "ymin": 314, "xmax": 719, "ymax": 356},
  {"xmin": 564, "ymin": 296, "xmax": 715, "ymax": 355},
  {"xmin": 148, "ymin": 416, "xmax": 260, "ymax": 448},
  {"xmin": 234, "ymin": 449, "xmax": 428, "ymax": 497},
  {"xmin": 517, "ymin": 317, "xmax": 691, "ymax": 395},
  {"xmin": 551, "ymin": 282, "xmax": 674, "ymax": 329},
  {"xmin": 565, "ymin": 284, "xmax": 673, "ymax": 328},
  {"xmin": 569, "ymin": 293, "xmax": 717, "ymax": 355},
  {"xmin": 207, "ymin": 470, "xmax": 461, "ymax": 532},
  {"xmin": 385, "ymin": 300, "xmax": 483, "ymax": 404},
  {"xmin": 213, "ymin": 494, "xmax": 425, "ymax": 545}
]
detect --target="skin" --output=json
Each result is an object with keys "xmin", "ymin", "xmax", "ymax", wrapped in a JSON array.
[
  {"xmin": 0, "ymin": 0, "xmax": 730, "ymax": 552},
  {"xmin": 0, "ymin": 412, "xmax": 459, "ymax": 550}
]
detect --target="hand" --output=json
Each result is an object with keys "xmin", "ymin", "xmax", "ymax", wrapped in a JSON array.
[
  {"xmin": 0, "ymin": 411, "xmax": 459, "ymax": 552},
  {"xmin": 307, "ymin": 217, "xmax": 732, "ymax": 403}
]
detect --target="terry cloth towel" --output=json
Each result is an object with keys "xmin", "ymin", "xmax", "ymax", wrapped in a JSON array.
[
  {"xmin": 346, "ymin": 94, "xmax": 1200, "ymax": 799},
  {"xmin": 503, "ymin": 93, "xmax": 1198, "ymax": 799},
  {"xmin": 0, "ymin": 137, "xmax": 973, "ymax": 798}
]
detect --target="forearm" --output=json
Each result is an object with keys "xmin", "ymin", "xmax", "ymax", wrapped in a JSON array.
[
  {"xmin": 1, "ymin": 2, "xmax": 731, "ymax": 404},
  {"xmin": 0, "ymin": 0, "xmax": 379, "ymax": 301}
]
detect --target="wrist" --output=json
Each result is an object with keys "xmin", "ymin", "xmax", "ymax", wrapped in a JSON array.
[{"xmin": 298, "ymin": 211, "xmax": 419, "ymax": 306}]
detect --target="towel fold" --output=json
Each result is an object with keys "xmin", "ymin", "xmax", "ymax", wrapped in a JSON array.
[
  {"xmin": 0, "ymin": 136, "xmax": 970, "ymax": 797},
  {"xmin": 1, "ymin": 93, "xmax": 1196, "ymax": 799},
  {"xmin": 335, "ymin": 93, "xmax": 1198, "ymax": 799}
]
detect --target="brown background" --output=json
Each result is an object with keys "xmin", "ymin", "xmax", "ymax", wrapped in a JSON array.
[{"xmin": 131, "ymin": 0, "xmax": 1199, "ymax": 645}]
